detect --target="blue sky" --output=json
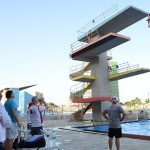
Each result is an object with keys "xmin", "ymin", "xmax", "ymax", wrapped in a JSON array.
[{"xmin": 0, "ymin": 0, "xmax": 149, "ymax": 105}]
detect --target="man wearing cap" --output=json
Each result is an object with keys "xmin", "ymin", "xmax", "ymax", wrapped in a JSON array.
[
  {"xmin": 102, "ymin": 96, "xmax": 125, "ymax": 150},
  {"xmin": 29, "ymin": 96, "xmax": 48, "ymax": 135}
]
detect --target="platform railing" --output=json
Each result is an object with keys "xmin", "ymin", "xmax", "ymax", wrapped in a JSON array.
[
  {"xmin": 77, "ymin": 4, "xmax": 118, "ymax": 36},
  {"xmin": 70, "ymin": 30, "xmax": 100, "ymax": 53},
  {"xmin": 70, "ymin": 83, "xmax": 93, "ymax": 100},
  {"xmin": 70, "ymin": 83, "xmax": 91, "ymax": 94},
  {"xmin": 70, "ymin": 63, "xmax": 85, "ymax": 74},
  {"xmin": 70, "ymin": 88, "xmax": 110, "ymax": 100},
  {"xmin": 109, "ymin": 62, "xmax": 139, "ymax": 75}
]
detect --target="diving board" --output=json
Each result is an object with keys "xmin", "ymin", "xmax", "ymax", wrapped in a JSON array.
[
  {"xmin": 109, "ymin": 68, "xmax": 150, "ymax": 81},
  {"xmin": 78, "ymin": 5, "xmax": 148, "ymax": 42},
  {"xmin": 70, "ymin": 32, "xmax": 130, "ymax": 61},
  {"xmin": 70, "ymin": 75, "xmax": 96, "ymax": 82}
]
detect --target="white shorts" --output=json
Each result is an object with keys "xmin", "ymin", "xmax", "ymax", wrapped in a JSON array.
[{"xmin": 6, "ymin": 123, "xmax": 18, "ymax": 140}]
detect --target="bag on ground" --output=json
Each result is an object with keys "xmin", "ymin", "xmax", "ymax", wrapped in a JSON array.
[{"xmin": 18, "ymin": 134, "xmax": 46, "ymax": 148}]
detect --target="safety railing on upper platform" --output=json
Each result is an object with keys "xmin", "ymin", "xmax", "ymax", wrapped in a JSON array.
[
  {"xmin": 70, "ymin": 30, "xmax": 100, "ymax": 53},
  {"xmin": 77, "ymin": 5, "xmax": 118, "ymax": 36},
  {"xmin": 109, "ymin": 62, "xmax": 139, "ymax": 75}
]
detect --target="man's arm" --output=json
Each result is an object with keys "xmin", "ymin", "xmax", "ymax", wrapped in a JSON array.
[
  {"xmin": 41, "ymin": 100, "xmax": 48, "ymax": 109},
  {"xmin": 12, "ymin": 110, "xmax": 21, "ymax": 128},
  {"xmin": 102, "ymin": 111, "xmax": 108, "ymax": 120},
  {"xmin": 120, "ymin": 111, "xmax": 126, "ymax": 121}
]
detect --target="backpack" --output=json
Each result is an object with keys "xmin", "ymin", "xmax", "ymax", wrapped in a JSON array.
[{"xmin": 18, "ymin": 134, "xmax": 46, "ymax": 149}]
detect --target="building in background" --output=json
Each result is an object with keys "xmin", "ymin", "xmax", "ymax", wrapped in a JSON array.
[
  {"xmin": 19, "ymin": 91, "xmax": 33, "ymax": 115},
  {"xmin": 0, "ymin": 84, "xmax": 36, "ymax": 115},
  {"xmin": 12, "ymin": 88, "xmax": 19, "ymax": 108}
]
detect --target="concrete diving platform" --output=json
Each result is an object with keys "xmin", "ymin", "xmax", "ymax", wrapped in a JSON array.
[
  {"xmin": 78, "ymin": 5, "xmax": 148, "ymax": 42},
  {"xmin": 70, "ymin": 75, "xmax": 96, "ymax": 82},
  {"xmin": 70, "ymin": 32, "xmax": 130, "ymax": 61},
  {"xmin": 109, "ymin": 68, "xmax": 150, "ymax": 81}
]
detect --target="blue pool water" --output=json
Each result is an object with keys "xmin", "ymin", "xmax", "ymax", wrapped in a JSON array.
[{"xmin": 76, "ymin": 120, "xmax": 150, "ymax": 136}]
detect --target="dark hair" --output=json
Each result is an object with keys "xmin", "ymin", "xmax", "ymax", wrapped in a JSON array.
[
  {"xmin": 31, "ymin": 96, "xmax": 37, "ymax": 103},
  {"xmin": 6, "ymin": 90, "xmax": 13, "ymax": 99}
]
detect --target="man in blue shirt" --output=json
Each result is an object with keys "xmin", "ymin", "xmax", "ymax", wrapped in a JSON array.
[{"xmin": 4, "ymin": 90, "xmax": 21, "ymax": 150}]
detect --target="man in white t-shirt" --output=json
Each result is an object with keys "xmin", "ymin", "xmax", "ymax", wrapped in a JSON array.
[
  {"xmin": 29, "ymin": 96, "xmax": 48, "ymax": 135},
  {"xmin": 0, "ymin": 91, "xmax": 12, "ymax": 150}
]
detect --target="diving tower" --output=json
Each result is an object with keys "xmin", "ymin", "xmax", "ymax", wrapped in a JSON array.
[{"xmin": 69, "ymin": 5, "xmax": 149, "ymax": 122}]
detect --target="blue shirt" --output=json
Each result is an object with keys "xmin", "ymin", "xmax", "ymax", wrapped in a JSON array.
[{"xmin": 4, "ymin": 98, "xmax": 18, "ymax": 123}]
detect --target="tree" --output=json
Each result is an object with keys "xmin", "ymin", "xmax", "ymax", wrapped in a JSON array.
[
  {"xmin": 124, "ymin": 101, "xmax": 132, "ymax": 107},
  {"xmin": 48, "ymin": 102, "xmax": 58, "ymax": 107},
  {"xmin": 144, "ymin": 98, "xmax": 150, "ymax": 104},
  {"xmin": 134, "ymin": 97, "xmax": 142, "ymax": 105}
]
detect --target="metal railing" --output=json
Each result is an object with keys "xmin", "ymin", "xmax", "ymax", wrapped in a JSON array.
[
  {"xmin": 70, "ymin": 30, "xmax": 100, "ymax": 53},
  {"xmin": 70, "ymin": 83, "xmax": 91, "ymax": 94},
  {"xmin": 70, "ymin": 63, "xmax": 94, "ymax": 78},
  {"xmin": 70, "ymin": 67, "xmax": 95, "ymax": 78},
  {"xmin": 77, "ymin": 5, "xmax": 118, "ymax": 36},
  {"xmin": 70, "ymin": 88, "xmax": 108, "ymax": 100},
  {"xmin": 70, "ymin": 63, "xmax": 85, "ymax": 74},
  {"xmin": 109, "ymin": 62, "xmax": 139, "ymax": 75}
]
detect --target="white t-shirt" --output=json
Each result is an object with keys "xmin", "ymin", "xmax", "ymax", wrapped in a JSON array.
[
  {"xmin": 0, "ymin": 102, "xmax": 12, "ymax": 142},
  {"xmin": 29, "ymin": 105, "xmax": 46, "ymax": 127}
]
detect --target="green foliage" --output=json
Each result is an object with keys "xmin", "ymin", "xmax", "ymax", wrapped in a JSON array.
[
  {"xmin": 124, "ymin": 97, "xmax": 142, "ymax": 107},
  {"xmin": 144, "ymin": 99, "xmax": 150, "ymax": 104},
  {"xmin": 48, "ymin": 102, "xmax": 58, "ymax": 107}
]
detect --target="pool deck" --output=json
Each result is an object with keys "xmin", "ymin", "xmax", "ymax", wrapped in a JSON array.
[{"xmin": 21, "ymin": 118, "xmax": 150, "ymax": 150}]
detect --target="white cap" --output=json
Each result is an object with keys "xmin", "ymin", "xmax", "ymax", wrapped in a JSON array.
[{"xmin": 112, "ymin": 96, "xmax": 119, "ymax": 102}]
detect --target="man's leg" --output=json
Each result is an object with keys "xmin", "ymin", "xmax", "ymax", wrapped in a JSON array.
[
  {"xmin": 0, "ymin": 142, "xmax": 4, "ymax": 150},
  {"xmin": 115, "ymin": 138, "xmax": 120, "ymax": 150},
  {"xmin": 108, "ymin": 138, "xmax": 113, "ymax": 150}
]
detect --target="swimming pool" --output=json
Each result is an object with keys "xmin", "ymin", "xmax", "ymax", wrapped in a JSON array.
[{"xmin": 74, "ymin": 120, "xmax": 150, "ymax": 140}]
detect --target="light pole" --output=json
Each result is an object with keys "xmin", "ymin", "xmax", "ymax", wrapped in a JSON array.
[{"xmin": 61, "ymin": 104, "xmax": 64, "ymax": 119}]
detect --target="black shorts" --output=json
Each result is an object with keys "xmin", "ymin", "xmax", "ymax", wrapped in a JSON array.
[{"xmin": 108, "ymin": 128, "xmax": 122, "ymax": 138}]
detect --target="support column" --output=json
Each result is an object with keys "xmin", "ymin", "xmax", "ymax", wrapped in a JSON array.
[{"xmin": 91, "ymin": 52, "xmax": 110, "ymax": 121}]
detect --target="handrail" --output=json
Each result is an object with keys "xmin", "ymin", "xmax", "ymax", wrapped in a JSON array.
[
  {"xmin": 70, "ymin": 63, "xmax": 85, "ymax": 74},
  {"xmin": 70, "ymin": 83, "xmax": 85, "ymax": 93},
  {"xmin": 70, "ymin": 88, "xmax": 109, "ymax": 100},
  {"xmin": 109, "ymin": 63, "xmax": 139, "ymax": 75},
  {"xmin": 70, "ymin": 67, "xmax": 95, "ymax": 79},
  {"xmin": 70, "ymin": 30, "xmax": 100, "ymax": 53},
  {"xmin": 77, "ymin": 5, "xmax": 118, "ymax": 36}
]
